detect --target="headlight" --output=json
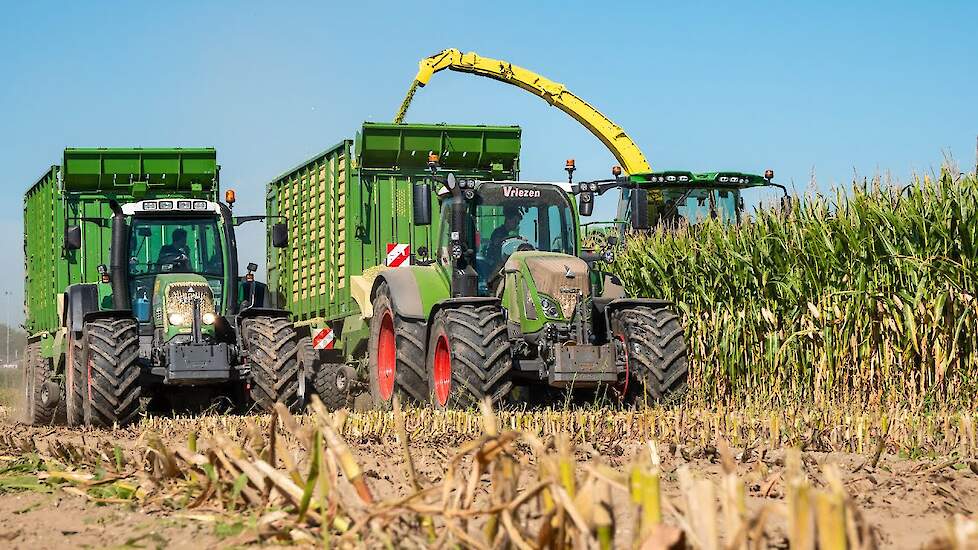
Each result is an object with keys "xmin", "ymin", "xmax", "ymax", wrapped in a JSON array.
[
  {"xmin": 602, "ymin": 249, "xmax": 615, "ymax": 263},
  {"xmin": 202, "ymin": 312, "xmax": 217, "ymax": 324},
  {"xmin": 540, "ymin": 297, "xmax": 560, "ymax": 318},
  {"xmin": 168, "ymin": 312, "xmax": 187, "ymax": 326}
]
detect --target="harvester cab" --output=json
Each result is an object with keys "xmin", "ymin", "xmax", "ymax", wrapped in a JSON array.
[
  {"xmin": 618, "ymin": 169, "xmax": 789, "ymax": 228},
  {"xmin": 23, "ymin": 148, "xmax": 304, "ymax": 428}
]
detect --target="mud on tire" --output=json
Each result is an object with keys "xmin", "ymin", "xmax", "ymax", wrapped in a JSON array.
[
  {"xmin": 367, "ymin": 282, "xmax": 427, "ymax": 407},
  {"xmin": 243, "ymin": 316, "xmax": 302, "ymax": 413},
  {"xmin": 82, "ymin": 318, "xmax": 142, "ymax": 427},
  {"xmin": 611, "ymin": 306, "xmax": 688, "ymax": 405},
  {"xmin": 426, "ymin": 304, "xmax": 513, "ymax": 409}
]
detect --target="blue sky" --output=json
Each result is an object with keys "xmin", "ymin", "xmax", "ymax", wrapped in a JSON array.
[{"xmin": 2, "ymin": 1, "xmax": 976, "ymax": 324}]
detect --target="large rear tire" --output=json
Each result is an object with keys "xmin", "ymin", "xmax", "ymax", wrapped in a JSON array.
[
  {"xmin": 299, "ymin": 336, "xmax": 353, "ymax": 410},
  {"xmin": 23, "ymin": 342, "xmax": 62, "ymax": 425},
  {"xmin": 611, "ymin": 306, "xmax": 688, "ymax": 405},
  {"xmin": 367, "ymin": 283, "xmax": 427, "ymax": 407},
  {"xmin": 82, "ymin": 318, "xmax": 142, "ymax": 427},
  {"xmin": 426, "ymin": 304, "xmax": 513, "ymax": 409},
  {"xmin": 243, "ymin": 316, "xmax": 302, "ymax": 413}
]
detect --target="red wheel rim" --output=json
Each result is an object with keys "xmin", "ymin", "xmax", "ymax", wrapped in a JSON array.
[
  {"xmin": 376, "ymin": 310, "xmax": 396, "ymax": 400},
  {"xmin": 614, "ymin": 334, "xmax": 630, "ymax": 398},
  {"xmin": 433, "ymin": 334, "xmax": 452, "ymax": 406}
]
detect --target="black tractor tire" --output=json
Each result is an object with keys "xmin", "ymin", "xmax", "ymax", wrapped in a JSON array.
[
  {"xmin": 367, "ymin": 282, "xmax": 427, "ymax": 407},
  {"xmin": 243, "ymin": 316, "xmax": 302, "ymax": 413},
  {"xmin": 299, "ymin": 336, "xmax": 353, "ymax": 411},
  {"xmin": 81, "ymin": 318, "xmax": 142, "ymax": 427},
  {"xmin": 23, "ymin": 342, "xmax": 63, "ymax": 425},
  {"xmin": 426, "ymin": 304, "xmax": 513, "ymax": 409},
  {"xmin": 66, "ymin": 330, "xmax": 85, "ymax": 426},
  {"xmin": 611, "ymin": 306, "xmax": 688, "ymax": 405}
]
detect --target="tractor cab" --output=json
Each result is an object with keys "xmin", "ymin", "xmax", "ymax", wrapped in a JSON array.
[
  {"xmin": 123, "ymin": 200, "xmax": 229, "ymax": 328},
  {"xmin": 434, "ymin": 181, "xmax": 579, "ymax": 295}
]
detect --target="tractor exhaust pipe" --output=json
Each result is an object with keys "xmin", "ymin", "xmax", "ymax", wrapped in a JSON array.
[{"xmin": 108, "ymin": 200, "xmax": 131, "ymax": 311}]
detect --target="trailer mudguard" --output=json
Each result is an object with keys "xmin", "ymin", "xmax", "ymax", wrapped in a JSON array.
[{"xmin": 369, "ymin": 266, "xmax": 450, "ymax": 321}]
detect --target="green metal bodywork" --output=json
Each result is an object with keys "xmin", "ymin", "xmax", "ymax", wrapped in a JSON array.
[
  {"xmin": 498, "ymin": 251, "xmax": 579, "ymax": 335},
  {"xmin": 23, "ymin": 148, "xmax": 222, "ymax": 360}
]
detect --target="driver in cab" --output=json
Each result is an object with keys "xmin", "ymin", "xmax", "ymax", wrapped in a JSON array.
[
  {"xmin": 486, "ymin": 206, "xmax": 523, "ymax": 269},
  {"xmin": 158, "ymin": 228, "xmax": 190, "ymax": 269}
]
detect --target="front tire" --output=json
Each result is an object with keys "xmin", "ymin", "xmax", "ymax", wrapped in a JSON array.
[
  {"xmin": 426, "ymin": 304, "xmax": 513, "ymax": 409},
  {"xmin": 81, "ymin": 318, "xmax": 142, "ymax": 427},
  {"xmin": 611, "ymin": 306, "xmax": 688, "ymax": 405},
  {"xmin": 367, "ymin": 283, "xmax": 427, "ymax": 407},
  {"xmin": 243, "ymin": 316, "xmax": 302, "ymax": 413}
]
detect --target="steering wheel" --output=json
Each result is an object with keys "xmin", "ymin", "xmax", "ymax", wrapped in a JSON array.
[
  {"xmin": 157, "ymin": 252, "xmax": 190, "ymax": 272},
  {"xmin": 501, "ymin": 236, "xmax": 535, "ymax": 257}
]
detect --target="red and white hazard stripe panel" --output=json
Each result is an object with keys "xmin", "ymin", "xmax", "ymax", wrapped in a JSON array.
[
  {"xmin": 386, "ymin": 243, "xmax": 411, "ymax": 267},
  {"xmin": 312, "ymin": 326, "xmax": 335, "ymax": 350}
]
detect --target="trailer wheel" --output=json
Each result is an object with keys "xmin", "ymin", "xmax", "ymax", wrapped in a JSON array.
[
  {"xmin": 611, "ymin": 306, "xmax": 688, "ymax": 405},
  {"xmin": 81, "ymin": 318, "xmax": 142, "ymax": 427},
  {"xmin": 23, "ymin": 342, "xmax": 62, "ymax": 425},
  {"xmin": 367, "ymin": 283, "xmax": 427, "ymax": 406},
  {"xmin": 299, "ymin": 336, "xmax": 353, "ymax": 410},
  {"xmin": 243, "ymin": 316, "xmax": 302, "ymax": 413},
  {"xmin": 426, "ymin": 304, "xmax": 513, "ymax": 409}
]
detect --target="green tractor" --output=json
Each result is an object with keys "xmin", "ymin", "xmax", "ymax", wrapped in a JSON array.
[
  {"xmin": 365, "ymin": 169, "xmax": 688, "ymax": 407},
  {"xmin": 23, "ymin": 148, "xmax": 302, "ymax": 427}
]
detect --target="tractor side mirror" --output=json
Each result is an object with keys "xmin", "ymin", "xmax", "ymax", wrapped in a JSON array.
[
  {"xmin": 413, "ymin": 183, "xmax": 432, "ymax": 225},
  {"xmin": 65, "ymin": 225, "xmax": 82, "ymax": 250},
  {"xmin": 578, "ymin": 192, "xmax": 594, "ymax": 217},
  {"xmin": 630, "ymin": 188, "xmax": 650, "ymax": 230},
  {"xmin": 271, "ymin": 223, "xmax": 288, "ymax": 248}
]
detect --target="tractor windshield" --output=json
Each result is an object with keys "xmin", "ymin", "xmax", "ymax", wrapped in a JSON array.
[
  {"xmin": 438, "ymin": 183, "xmax": 577, "ymax": 293},
  {"xmin": 128, "ymin": 216, "xmax": 226, "ymax": 313},
  {"xmin": 662, "ymin": 188, "xmax": 740, "ymax": 224},
  {"xmin": 620, "ymin": 187, "xmax": 741, "ymax": 226}
]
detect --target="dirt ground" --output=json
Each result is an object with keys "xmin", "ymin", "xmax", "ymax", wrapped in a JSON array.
[{"xmin": 0, "ymin": 407, "xmax": 976, "ymax": 549}]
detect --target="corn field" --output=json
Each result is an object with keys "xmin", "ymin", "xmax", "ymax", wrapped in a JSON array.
[{"xmin": 614, "ymin": 172, "xmax": 978, "ymax": 409}]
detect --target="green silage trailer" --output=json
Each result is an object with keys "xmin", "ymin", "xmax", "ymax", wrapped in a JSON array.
[
  {"xmin": 269, "ymin": 122, "xmax": 688, "ymax": 410},
  {"xmin": 23, "ymin": 148, "xmax": 303, "ymax": 427},
  {"xmin": 266, "ymin": 123, "xmax": 522, "ymax": 406}
]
